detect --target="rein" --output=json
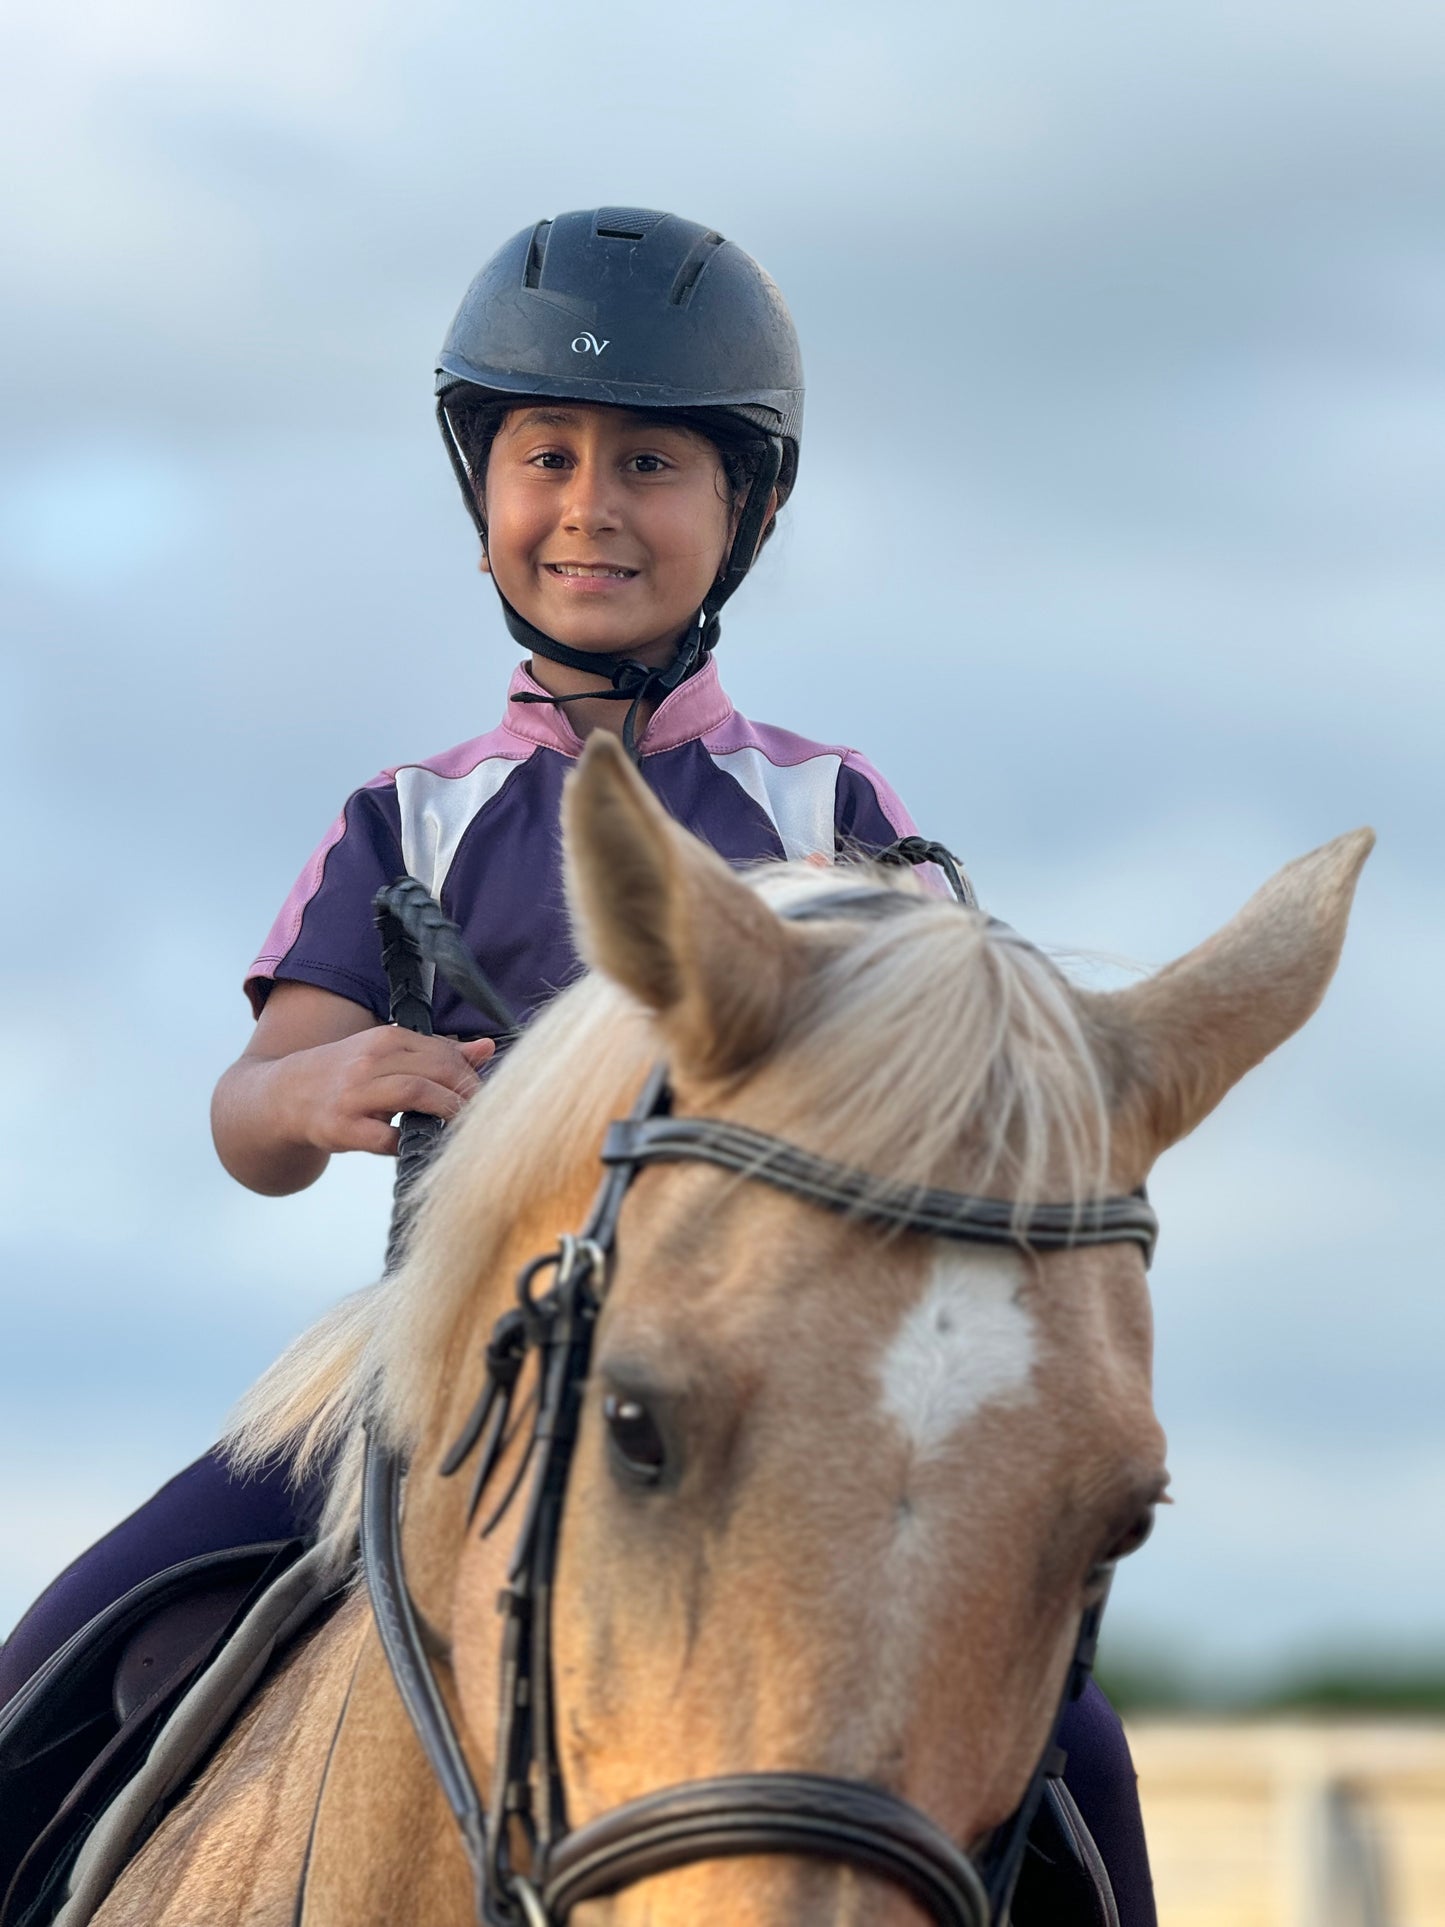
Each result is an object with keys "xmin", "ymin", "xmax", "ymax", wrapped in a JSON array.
[{"xmin": 358, "ymin": 872, "xmax": 1154, "ymax": 1927}]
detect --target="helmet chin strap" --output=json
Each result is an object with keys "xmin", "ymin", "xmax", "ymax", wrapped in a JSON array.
[
  {"xmin": 500, "ymin": 592, "xmax": 710, "ymax": 764},
  {"xmin": 442, "ymin": 408, "xmax": 783, "ymax": 764}
]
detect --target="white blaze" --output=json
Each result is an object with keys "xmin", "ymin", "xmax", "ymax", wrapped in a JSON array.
[{"xmin": 879, "ymin": 1250, "xmax": 1036, "ymax": 1457}]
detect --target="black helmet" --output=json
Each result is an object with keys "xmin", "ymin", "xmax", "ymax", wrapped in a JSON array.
[
  {"xmin": 436, "ymin": 207, "xmax": 802, "ymax": 493},
  {"xmin": 434, "ymin": 209, "xmax": 805, "ymax": 756}
]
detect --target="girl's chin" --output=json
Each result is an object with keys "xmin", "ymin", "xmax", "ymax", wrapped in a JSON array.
[
  {"xmin": 545, "ymin": 627, "xmax": 657, "ymax": 656},
  {"xmin": 521, "ymin": 608, "xmax": 687, "ymax": 661}
]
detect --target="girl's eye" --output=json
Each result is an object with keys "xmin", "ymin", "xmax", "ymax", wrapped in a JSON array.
[
  {"xmin": 629, "ymin": 454, "xmax": 668, "ymax": 474},
  {"xmin": 534, "ymin": 451, "xmax": 569, "ymax": 469},
  {"xmin": 603, "ymin": 1393, "xmax": 667, "ymax": 1485}
]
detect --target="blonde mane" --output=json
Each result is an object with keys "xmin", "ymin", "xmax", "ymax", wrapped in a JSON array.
[{"xmin": 226, "ymin": 863, "xmax": 1109, "ymax": 1564}]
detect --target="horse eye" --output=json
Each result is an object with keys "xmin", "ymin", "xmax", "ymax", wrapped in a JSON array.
[
  {"xmin": 1098, "ymin": 1509, "xmax": 1156, "ymax": 1574},
  {"xmin": 1085, "ymin": 1509, "xmax": 1157, "ymax": 1594},
  {"xmin": 1111, "ymin": 1508, "xmax": 1156, "ymax": 1561},
  {"xmin": 602, "ymin": 1393, "xmax": 666, "ymax": 1485}
]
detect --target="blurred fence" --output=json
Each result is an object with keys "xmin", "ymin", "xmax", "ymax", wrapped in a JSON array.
[{"xmin": 1128, "ymin": 1720, "xmax": 1445, "ymax": 1927}]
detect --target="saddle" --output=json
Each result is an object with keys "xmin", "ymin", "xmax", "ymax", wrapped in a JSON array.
[{"xmin": 0, "ymin": 1539, "xmax": 336, "ymax": 1927}]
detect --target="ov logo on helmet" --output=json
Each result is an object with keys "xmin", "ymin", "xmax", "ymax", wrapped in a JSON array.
[{"xmin": 571, "ymin": 332, "xmax": 610, "ymax": 355}]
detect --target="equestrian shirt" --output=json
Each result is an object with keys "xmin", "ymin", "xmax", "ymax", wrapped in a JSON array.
[{"xmin": 246, "ymin": 659, "xmax": 930, "ymax": 1038}]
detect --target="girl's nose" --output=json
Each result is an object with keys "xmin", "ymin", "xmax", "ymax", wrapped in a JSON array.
[{"xmin": 561, "ymin": 458, "xmax": 621, "ymax": 534}]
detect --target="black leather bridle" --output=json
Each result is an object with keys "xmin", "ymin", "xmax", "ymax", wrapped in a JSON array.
[{"xmin": 359, "ymin": 878, "xmax": 1158, "ymax": 1927}]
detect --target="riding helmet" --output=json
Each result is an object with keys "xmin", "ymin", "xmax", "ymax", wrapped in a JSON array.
[{"xmin": 435, "ymin": 207, "xmax": 804, "ymax": 500}]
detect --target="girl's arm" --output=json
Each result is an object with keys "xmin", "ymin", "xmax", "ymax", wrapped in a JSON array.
[{"xmin": 211, "ymin": 981, "xmax": 494, "ymax": 1196}]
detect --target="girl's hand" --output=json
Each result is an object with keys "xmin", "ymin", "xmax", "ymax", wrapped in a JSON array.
[
  {"xmin": 276, "ymin": 1026, "xmax": 495, "ymax": 1157},
  {"xmin": 212, "ymin": 980, "xmax": 499, "ymax": 1195}
]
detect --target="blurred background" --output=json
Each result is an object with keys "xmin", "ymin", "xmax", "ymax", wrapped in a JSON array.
[{"xmin": 2, "ymin": 0, "xmax": 1441, "ymax": 1789}]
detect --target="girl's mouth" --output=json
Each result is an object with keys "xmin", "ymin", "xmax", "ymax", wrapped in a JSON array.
[{"xmin": 544, "ymin": 563, "xmax": 638, "ymax": 580}]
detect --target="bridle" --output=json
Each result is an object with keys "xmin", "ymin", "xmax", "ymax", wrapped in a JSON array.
[{"xmin": 358, "ymin": 875, "xmax": 1159, "ymax": 1927}]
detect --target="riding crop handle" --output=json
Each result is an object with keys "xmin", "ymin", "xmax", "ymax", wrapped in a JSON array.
[
  {"xmin": 374, "ymin": 890, "xmax": 444, "ymax": 1275},
  {"xmin": 373, "ymin": 881, "xmax": 524, "ymax": 1276},
  {"xmin": 374, "ymin": 876, "xmax": 521, "ymax": 1039}
]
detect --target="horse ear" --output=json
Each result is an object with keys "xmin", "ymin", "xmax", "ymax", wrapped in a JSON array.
[
  {"xmin": 1085, "ymin": 829, "xmax": 1373, "ymax": 1171},
  {"xmin": 563, "ymin": 734, "xmax": 804, "ymax": 1078}
]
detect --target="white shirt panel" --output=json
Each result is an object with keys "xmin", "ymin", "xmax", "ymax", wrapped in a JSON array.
[{"xmin": 707, "ymin": 746, "xmax": 842, "ymax": 862}]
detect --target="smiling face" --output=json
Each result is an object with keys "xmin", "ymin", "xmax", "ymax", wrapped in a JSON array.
[{"xmin": 481, "ymin": 403, "xmax": 737, "ymax": 666}]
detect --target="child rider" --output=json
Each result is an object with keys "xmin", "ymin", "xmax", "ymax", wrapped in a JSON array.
[{"xmin": 0, "ymin": 208, "xmax": 1154, "ymax": 1926}]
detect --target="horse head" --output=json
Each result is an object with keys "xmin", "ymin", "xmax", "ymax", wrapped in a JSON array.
[{"xmin": 262, "ymin": 737, "xmax": 1369, "ymax": 1926}]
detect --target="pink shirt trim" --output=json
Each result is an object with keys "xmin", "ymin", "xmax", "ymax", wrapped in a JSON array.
[
  {"xmin": 248, "ymin": 772, "xmax": 389, "ymax": 981},
  {"xmin": 496, "ymin": 658, "xmax": 735, "ymax": 757}
]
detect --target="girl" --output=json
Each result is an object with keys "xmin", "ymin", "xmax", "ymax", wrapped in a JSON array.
[{"xmin": 1, "ymin": 209, "xmax": 1153, "ymax": 1925}]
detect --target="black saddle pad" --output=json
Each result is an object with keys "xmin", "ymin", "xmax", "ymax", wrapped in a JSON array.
[{"xmin": 0, "ymin": 1540, "xmax": 305, "ymax": 1927}]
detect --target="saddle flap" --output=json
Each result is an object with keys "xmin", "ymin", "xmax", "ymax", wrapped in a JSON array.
[
  {"xmin": 111, "ymin": 1581, "xmax": 261, "ymax": 1728},
  {"xmin": 0, "ymin": 1541, "xmax": 305, "ymax": 1927}
]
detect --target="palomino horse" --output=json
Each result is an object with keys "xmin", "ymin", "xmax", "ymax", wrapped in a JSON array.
[{"xmin": 88, "ymin": 738, "xmax": 1369, "ymax": 1926}]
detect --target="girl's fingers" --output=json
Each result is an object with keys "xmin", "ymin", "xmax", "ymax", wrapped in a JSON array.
[
  {"xmin": 390, "ymin": 1031, "xmax": 491, "ymax": 1095},
  {"xmin": 376, "ymin": 1074, "xmax": 466, "ymax": 1120},
  {"xmin": 309, "ymin": 1034, "xmax": 495, "ymax": 1155},
  {"xmin": 348, "ymin": 1118, "xmax": 401, "ymax": 1157}
]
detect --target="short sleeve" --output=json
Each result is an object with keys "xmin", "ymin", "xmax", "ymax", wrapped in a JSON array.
[
  {"xmin": 244, "ymin": 780, "xmax": 405, "ymax": 1020},
  {"xmin": 834, "ymin": 751, "xmax": 969, "ymax": 901},
  {"xmin": 834, "ymin": 749, "xmax": 920, "ymax": 851}
]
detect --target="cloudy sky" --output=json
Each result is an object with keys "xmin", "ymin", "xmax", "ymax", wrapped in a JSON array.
[{"xmin": 2, "ymin": 0, "xmax": 1441, "ymax": 1687}]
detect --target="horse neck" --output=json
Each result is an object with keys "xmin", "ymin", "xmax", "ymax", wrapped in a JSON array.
[{"xmin": 293, "ymin": 1600, "xmax": 478, "ymax": 1925}]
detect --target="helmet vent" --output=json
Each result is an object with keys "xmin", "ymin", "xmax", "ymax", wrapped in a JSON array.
[
  {"xmin": 668, "ymin": 231, "xmax": 724, "ymax": 308},
  {"xmin": 594, "ymin": 208, "xmax": 666, "ymax": 241},
  {"xmin": 523, "ymin": 219, "xmax": 553, "ymax": 289}
]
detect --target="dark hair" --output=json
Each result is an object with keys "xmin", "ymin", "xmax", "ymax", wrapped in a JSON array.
[{"xmin": 445, "ymin": 400, "xmax": 787, "ymax": 551}]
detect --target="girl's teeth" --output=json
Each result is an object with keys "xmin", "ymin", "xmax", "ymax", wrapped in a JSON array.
[{"xmin": 552, "ymin": 564, "xmax": 631, "ymax": 577}]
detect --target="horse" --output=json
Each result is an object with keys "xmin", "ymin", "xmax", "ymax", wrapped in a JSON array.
[{"xmin": 82, "ymin": 736, "xmax": 1370, "ymax": 1926}]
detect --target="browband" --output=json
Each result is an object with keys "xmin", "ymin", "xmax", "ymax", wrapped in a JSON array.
[{"xmin": 601, "ymin": 1115, "xmax": 1159, "ymax": 1267}]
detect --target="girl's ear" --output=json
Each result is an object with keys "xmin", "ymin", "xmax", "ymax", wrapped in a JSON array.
[
  {"xmin": 728, "ymin": 486, "xmax": 779, "ymax": 544},
  {"xmin": 718, "ymin": 486, "xmax": 780, "ymax": 585}
]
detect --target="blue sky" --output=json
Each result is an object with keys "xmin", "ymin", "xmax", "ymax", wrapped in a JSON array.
[{"xmin": 2, "ymin": 0, "xmax": 1442, "ymax": 1686}]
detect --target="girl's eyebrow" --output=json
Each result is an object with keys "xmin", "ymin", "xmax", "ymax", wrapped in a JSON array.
[
  {"xmin": 511, "ymin": 407, "xmax": 579, "ymax": 430},
  {"xmin": 509, "ymin": 407, "xmax": 694, "ymax": 440}
]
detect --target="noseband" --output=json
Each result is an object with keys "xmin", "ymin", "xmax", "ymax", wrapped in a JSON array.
[{"xmin": 361, "ymin": 879, "xmax": 1158, "ymax": 1927}]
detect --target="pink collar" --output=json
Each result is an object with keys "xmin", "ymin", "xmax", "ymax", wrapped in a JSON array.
[{"xmin": 499, "ymin": 656, "xmax": 735, "ymax": 758}]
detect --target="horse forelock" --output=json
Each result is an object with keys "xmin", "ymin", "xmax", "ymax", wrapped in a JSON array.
[
  {"xmin": 746, "ymin": 872, "xmax": 1110, "ymax": 1209},
  {"xmin": 224, "ymin": 860, "xmax": 1111, "ymax": 1570}
]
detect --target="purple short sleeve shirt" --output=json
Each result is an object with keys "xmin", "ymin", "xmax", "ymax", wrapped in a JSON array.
[{"xmin": 246, "ymin": 661, "xmax": 941, "ymax": 1038}]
